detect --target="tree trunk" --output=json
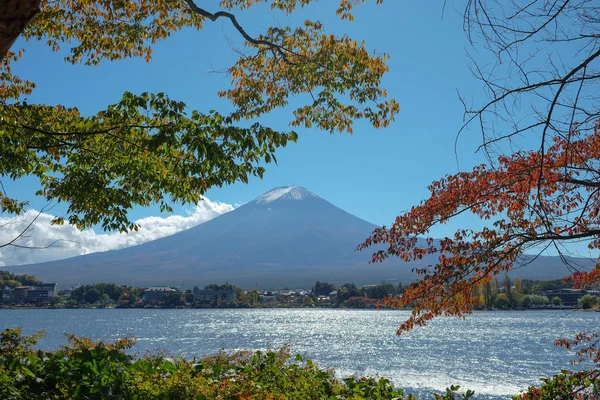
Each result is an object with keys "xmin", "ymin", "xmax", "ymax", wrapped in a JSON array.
[{"xmin": 0, "ymin": 0, "xmax": 40, "ymax": 61}]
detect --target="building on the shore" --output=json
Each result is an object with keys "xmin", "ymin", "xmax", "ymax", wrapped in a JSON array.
[
  {"xmin": 28, "ymin": 283, "xmax": 58, "ymax": 303},
  {"xmin": 2, "ymin": 283, "xmax": 58, "ymax": 305},
  {"xmin": 194, "ymin": 289, "xmax": 237, "ymax": 305},
  {"xmin": 540, "ymin": 288, "xmax": 586, "ymax": 307},
  {"xmin": 35, "ymin": 283, "xmax": 58, "ymax": 298},
  {"xmin": 143, "ymin": 286, "xmax": 178, "ymax": 303}
]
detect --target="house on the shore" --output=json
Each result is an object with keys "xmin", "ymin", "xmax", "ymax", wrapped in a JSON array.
[
  {"xmin": 329, "ymin": 290, "xmax": 338, "ymax": 302},
  {"xmin": 316, "ymin": 295, "xmax": 330, "ymax": 303},
  {"xmin": 276, "ymin": 289, "xmax": 306, "ymax": 304}
]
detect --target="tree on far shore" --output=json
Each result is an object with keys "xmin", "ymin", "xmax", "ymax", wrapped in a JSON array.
[
  {"xmin": 312, "ymin": 281, "xmax": 336, "ymax": 296},
  {"xmin": 552, "ymin": 297, "xmax": 562, "ymax": 307},
  {"xmin": 579, "ymin": 295, "xmax": 597, "ymax": 310}
]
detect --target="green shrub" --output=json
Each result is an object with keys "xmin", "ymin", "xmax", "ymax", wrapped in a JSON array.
[
  {"xmin": 515, "ymin": 370, "xmax": 600, "ymax": 400},
  {"xmin": 579, "ymin": 295, "xmax": 598, "ymax": 310},
  {"xmin": 551, "ymin": 296, "xmax": 562, "ymax": 307}
]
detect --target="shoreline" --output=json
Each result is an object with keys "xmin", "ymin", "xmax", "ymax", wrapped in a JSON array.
[{"xmin": 0, "ymin": 305, "xmax": 594, "ymax": 312}]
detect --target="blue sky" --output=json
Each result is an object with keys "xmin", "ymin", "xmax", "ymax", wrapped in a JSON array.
[{"xmin": 6, "ymin": 1, "xmax": 505, "ymax": 241}]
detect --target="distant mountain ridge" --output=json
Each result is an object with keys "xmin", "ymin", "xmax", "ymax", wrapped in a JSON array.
[{"xmin": 7, "ymin": 186, "xmax": 594, "ymax": 288}]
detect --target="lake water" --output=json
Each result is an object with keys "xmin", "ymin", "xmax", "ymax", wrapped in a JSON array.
[{"xmin": 0, "ymin": 309, "xmax": 597, "ymax": 399}]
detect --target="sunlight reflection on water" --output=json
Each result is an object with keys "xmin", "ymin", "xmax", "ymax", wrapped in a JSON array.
[{"xmin": 1, "ymin": 309, "xmax": 598, "ymax": 399}]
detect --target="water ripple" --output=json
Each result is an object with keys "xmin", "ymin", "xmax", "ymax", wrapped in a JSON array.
[{"xmin": 1, "ymin": 309, "xmax": 598, "ymax": 399}]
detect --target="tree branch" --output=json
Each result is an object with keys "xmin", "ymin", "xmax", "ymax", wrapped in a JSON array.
[{"xmin": 183, "ymin": 0, "xmax": 292, "ymax": 62}]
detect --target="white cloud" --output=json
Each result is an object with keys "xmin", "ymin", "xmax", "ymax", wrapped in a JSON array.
[{"xmin": 0, "ymin": 198, "xmax": 234, "ymax": 267}]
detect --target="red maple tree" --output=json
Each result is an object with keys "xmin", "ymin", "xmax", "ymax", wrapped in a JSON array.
[{"xmin": 359, "ymin": 122, "xmax": 600, "ymax": 334}]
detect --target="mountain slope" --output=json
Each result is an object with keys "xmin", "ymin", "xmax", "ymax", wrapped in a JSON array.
[{"xmin": 7, "ymin": 186, "xmax": 595, "ymax": 287}]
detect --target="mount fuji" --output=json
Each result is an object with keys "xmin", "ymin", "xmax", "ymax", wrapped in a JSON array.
[{"xmin": 7, "ymin": 185, "xmax": 589, "ymax": 287}]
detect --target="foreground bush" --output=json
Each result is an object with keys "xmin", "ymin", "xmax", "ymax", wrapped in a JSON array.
[
  {"xmin": 3, "ymin": 327, "xmax": 597, "ymax": 399},
  {"xmin": 515, "ymin": 370, "xmax": 600, "ymax": 400},
  {"xmin": 0, "ymin": 328, "xmax": 476, "ymax": 400}
]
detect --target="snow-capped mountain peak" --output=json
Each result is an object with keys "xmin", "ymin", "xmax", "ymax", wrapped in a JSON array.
[{"xmin": 253, "ymin": 185, "xmax": 320, "ymax": 204}]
